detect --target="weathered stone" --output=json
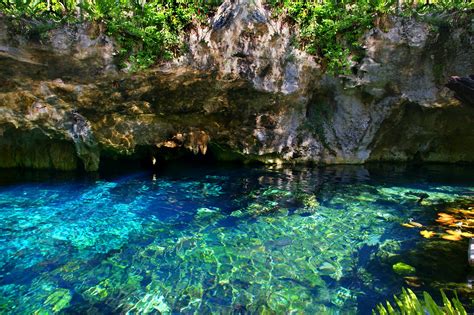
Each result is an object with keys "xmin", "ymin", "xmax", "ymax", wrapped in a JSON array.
[
  {"xmin": 0, "ymin": 2, "xmax": 473, "ymax": 171},
  {"xmin": 446, "ymin": 75, "xmax": 474, "ymax": 106}
]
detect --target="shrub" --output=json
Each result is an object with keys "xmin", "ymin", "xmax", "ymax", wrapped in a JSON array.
[
  {"xmin": 267, "ymin": 0, "xmax": 473, "ymax": 74},
  {"xmin": 0, "ymin": 0, "xmax": 223, "ymax": 70},
  {"xmin": 0, "ymin": 0, "xmax": 471, "ymax": 72}
]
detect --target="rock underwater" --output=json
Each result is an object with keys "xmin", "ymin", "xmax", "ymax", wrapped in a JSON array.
[{"xmin": 0, "ymin": 1, "xmax": 473, "ymax": 171}]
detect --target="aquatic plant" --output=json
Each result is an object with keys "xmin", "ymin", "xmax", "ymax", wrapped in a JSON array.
[
  {"xmin": 392, "ymin": 262, "xmax": 416, "ymax": 276},
  {"xmin": 0, "ymin": 166, "xmax": 473, "ymax": 313},
  {"xmin": 44, "ymin": 289, "xmax": 72, "ymax": 313},
  {"xmin": 374, "ymin": 288, "xmax": 467, "ymax": 315}
]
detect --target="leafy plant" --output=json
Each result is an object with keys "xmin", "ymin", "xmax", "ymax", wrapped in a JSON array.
[
  {"xmin": 267, "ymin": 0, "xmax": 473, "ymax": 75},
  {"xmin": 374, "ymin": 288, "xmax": 467, "ymax": 315},
  {"xmin": 0, "ymin": 0, "xmax": 472, "ymax": 72},
  {"xmin": 0, "ymin": 0, "xmax": 223, "ymax": 70},
  {"xmin": 83, "ymin": 0, "xmax": 223, "ymax": 70}
]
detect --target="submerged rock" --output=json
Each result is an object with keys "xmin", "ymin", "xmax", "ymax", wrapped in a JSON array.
[
  {"xmin": 44, "ymin": 289, "xmax": 72, "ymax": 313},
  {"xmin": 294, "ymin": 193, "xmax": 319, "ymax": 215},
  {"xmin": 392, "ymin": 262, "xmax": 416, "ymax": 275},
  {"xmin": 2, "ymin": 165, "xmax": 472, "ymax": 313},
  {"xmin": 405, "ymin": 191, "xmax": 430, "ymax": 203},
  {"xmin": 331, "ymin": 287, "xmax": 355, "ymax": 307}
]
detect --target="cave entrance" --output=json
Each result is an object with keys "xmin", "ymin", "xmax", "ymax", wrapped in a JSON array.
[{"xmin": 98, "ymin": 144, "xmax": 229, "ymax": 175}]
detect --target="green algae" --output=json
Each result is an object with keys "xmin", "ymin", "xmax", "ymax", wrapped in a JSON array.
[
  {"xmin": 295, "ymin": 193, "xmax": 320, "ymax": 215},
  {"xmin": 0, "ymin": 166, "xmax": 473, "ymax": 313},
  {"xmin": 84, "ymin": 279, "xmax": 112, "ymax": 301},
  {"xmin": 44, "ymin": 289, "xmax": 72, "ymax": 312},
  {"xmin": 392, "ymin": 262, "xmax": 416, "ymax": 276}
]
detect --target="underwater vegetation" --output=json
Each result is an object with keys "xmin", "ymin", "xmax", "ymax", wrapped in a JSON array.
[
  {"xmin": 375, "ymin": 288, "xmax": 466, "ymax": 315},
  {"xmin": 0, "ymin": 164, "xmax": 473, "ymax": 314}
]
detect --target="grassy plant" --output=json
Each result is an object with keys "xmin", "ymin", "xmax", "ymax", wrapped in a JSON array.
[{"xmin": 374, "ymin": 288, "xmax": 467, "ymax": 315}]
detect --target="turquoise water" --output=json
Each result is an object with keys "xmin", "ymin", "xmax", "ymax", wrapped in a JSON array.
[{"xmin": 0, "ymin": 164, "xmax": 473, "ymax": 314}]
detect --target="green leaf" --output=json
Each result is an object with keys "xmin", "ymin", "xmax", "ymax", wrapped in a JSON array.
[{"xmin": 423, "ymin": 291, "xmax": 443, "ymax": 315}]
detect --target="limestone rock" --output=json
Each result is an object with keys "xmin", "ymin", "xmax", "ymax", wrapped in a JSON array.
[
  {"xmin": 446, "ymin": 75, "xmax": 474, "ymax": 106},
  {"xmin": 0, "ymin": 3, "xmax": 473, "ymax": 171}
]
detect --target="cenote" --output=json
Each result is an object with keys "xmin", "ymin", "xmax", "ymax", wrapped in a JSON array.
[
  {"xmin": 1, "ymin": 0, "xmax": 474, "ymax": 313},
  {"xmin": 0, "ymin": 163, "xmax": 473, "ymax": 314}
]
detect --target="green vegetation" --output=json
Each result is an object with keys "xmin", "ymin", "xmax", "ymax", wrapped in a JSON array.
[
  {"xmin": 0, "ymin": 0, "xmax": 472, "ymax": 72},
  {"xmin": 96, "ymin": 0, "xmax": 222, "ymax": 70},
  {"xmin": 267, "ymin": 0, "xmax": 473, "ymax": 74},
  {"xmin": 392, "ymin": 262, "xmax": 416, "ymax": 275},
  {"xmin": 374, "ymin": 288, "xmax": 467, "ymax": 315},
  {"xmin": 0, "ymin": 0, "xmax": 223, "ymax": 70}
]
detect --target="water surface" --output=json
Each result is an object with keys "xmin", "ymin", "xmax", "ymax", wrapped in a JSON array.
[{"xmin": 0, "ymin": 164, "xmax": 473, "ymax": 314}]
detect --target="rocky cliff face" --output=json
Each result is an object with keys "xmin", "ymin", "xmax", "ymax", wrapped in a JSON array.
[{"xmin": 0, "ymin": 1, "xmax": 473, "ymax": 171}]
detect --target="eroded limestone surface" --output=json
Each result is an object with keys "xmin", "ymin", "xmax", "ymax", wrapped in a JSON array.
[{"xmin": 0, "ymin": 1, "xmax": 473, "ymax": 171}]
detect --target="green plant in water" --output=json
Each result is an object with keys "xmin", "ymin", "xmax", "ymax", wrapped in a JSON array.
[
  {"xmin": 44, "ymin": 288, "xmax": 72, "ymax": 312},
  {"xmin": 392, "ymin": 262, "xmax": 416, "ymax": 275},
  {"xmin": 374, "ymin": 288, "xmax": 467, "ymax": 315}
]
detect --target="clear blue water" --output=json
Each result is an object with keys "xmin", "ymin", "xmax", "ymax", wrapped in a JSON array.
[{"xmin": 0, "ymin": 164, "xmax": 473, "ymax": 314}]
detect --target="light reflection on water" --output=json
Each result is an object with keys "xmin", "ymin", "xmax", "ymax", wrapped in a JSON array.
[{"xmin": 0, "ymin": 164, "xmax": 473, "ymax": 314}]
